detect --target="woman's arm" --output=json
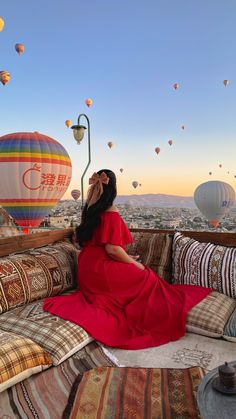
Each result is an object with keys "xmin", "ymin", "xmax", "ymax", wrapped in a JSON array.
[{"xmin": 105, "ymin": 244, "xmax": 145, "ymax": 270}]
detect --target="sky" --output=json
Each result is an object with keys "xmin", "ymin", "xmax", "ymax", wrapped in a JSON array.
[{"xmin": 0, "ymin": 0, "xmax": 236, "ymax": 199}]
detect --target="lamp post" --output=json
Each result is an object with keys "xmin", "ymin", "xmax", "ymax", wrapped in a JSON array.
[{"xmin": 71, "ymin": 114, "xmax": 91, "ymax": 209}]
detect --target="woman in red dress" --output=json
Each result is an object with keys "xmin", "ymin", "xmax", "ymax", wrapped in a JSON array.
[{"xmin": 43, "ymin": 169, "xmax": 212, "ymax": 349}]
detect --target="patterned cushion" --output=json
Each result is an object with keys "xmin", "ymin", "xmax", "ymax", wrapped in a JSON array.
[
  {"xmin": 172, "ymin": 232, "xmax": 236, "ymax": 298},
  {"xmin": 127, "ymin": 232, "xmax": 173, "ymax": 282},
  {"xmin": 0, "ymin": 299, "xmax": 93, "ymax": 365},
  {"xmin": 186, "ymin": 291, "xmax": 236, "ymax": 337},
  {"xmin": 0, "ymin": 240, "xmax": 77, "ymax": 314},
  {"xmin": 0, "ymin": 330, "xmax": 52, "ymax": 392},
  {"xmin": 223, "ymin": 308, "xmax": 236, "ymax": 342}
]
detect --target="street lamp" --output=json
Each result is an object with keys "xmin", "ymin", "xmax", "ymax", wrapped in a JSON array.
[{"xmin": 71, "ymin": 113, "xmax": 91, "ymax": 208}]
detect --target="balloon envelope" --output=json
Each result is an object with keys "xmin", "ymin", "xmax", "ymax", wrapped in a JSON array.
[
  {"xmin": 107, "ymin": 141, "xmax": 113, "ymax": 149},
  {"xmin": 223, "ymin": 79, "xmax": 229, "ymax": 87},
  {"xmin": 71, "ymin": 189, "xmax": 81, "ymax": 201},
  {"xmin": 168, "ymin": 139, "xmax": 173, "ymax": 146},
  {"xmin": 0, "ymin": 71, "xmax": 10, "ymax": 85},
  {"xmin": 173, "ymin": 83, "xmax": 180, "ymax": 90},
  {"xmin": 0, "ymin": 16, "xmax": 4, "ymax": 32},
  {"xmin": 0, "ymin": 132, "xmax": 72, "ymax": 231},
  {"xmin": 155, "ymin": 147, "xmax": 161, "ymax": 154},
  {"xmin": 194, "ymin": 181, "xmax": 235, "ymax": 227},
  {"xmin": 65, "ymin": 119, "xmax": 71, "ymax": 128},
  {"xmin": 15, "ymin": 43, "xmax": 24, "ymax": 56},
  {"xmin": 132, "ymin": 181, "xmax": 138, "ymax": 189},
  {"xmin": 120, "ymin": 168, "xmax": 123, "ymax": 173},
  {"xmin": 85, "ymin": 98, "xmax": 93, "ymax": 107}
]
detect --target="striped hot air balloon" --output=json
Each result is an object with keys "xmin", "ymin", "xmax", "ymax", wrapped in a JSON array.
[{"xmin": 0, "ymin": 132, "xmax": 72, "ymax": 233}]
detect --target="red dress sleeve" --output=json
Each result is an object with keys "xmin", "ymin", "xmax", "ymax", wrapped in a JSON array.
[{"xmin": 90, "ymin": 212, "xmax": 133, "ymax": 247}]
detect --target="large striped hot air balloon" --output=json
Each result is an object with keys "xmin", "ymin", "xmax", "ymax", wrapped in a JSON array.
[{"xmin": 0, "ymin": 132, "xmax": 72, "ymax": 233}]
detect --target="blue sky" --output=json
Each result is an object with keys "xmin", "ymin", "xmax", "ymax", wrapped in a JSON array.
[{"xmin": 0, "ymin": 0, "xmax": 236, "ymax": 198}]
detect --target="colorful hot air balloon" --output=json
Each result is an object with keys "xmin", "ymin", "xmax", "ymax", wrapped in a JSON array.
[
  {"xmin": 155, "ymin": 147, "xmax": 161, "ymax": 155},
  {"xmin": 107, "ymin": 141, "xmax": 113, "ymax": 149},
  {"xmin": 168, "ymin": 139, "xmax": 173, "ymax": 146},
  {"xmin": 65, "ymin": 119, "xmax": 71, "ymax": 128},
  {"xmin": 173, "ymin": 83, "xmax": 180, "ymax": 90},
  {"xmin": 0, "ymin": 71, "xmax": 10, "ymax": 85},
  {"xmin": 132, "ymin": 181, "xmax": 139, "ymax": 189},
  {"xmin": 0, "ymin": 16, "xmax": 4, "ymax": 32},
  {"xmin": 71, "ymin": 189, "xmax": 81, "ymax": 201},
  {"xmin": 0, "ymin": 132, "xmax": 72, "ymax": 233},
  {"xmin": 194, "ymin": 181, "xmax": 235, "ymax": 228},
  {"xmin": 223, "ymin": 80, "xmax": 230, "ymax": 87},
  {"xmin": 15, "ymin": 43, "xmax": 25, "ymax": 56},
  {"xmin": 85, "ymin": 98, "xmax": 93, "ymax": 107},
  {"xmin": 120, "ymin": 168, "xmax": 123, "ymax": 173}
]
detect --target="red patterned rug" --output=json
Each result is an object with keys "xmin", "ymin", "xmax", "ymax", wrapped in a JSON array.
[{"xmin": 63, "ymin": 366, "xmax": 205, "ymax": 418}]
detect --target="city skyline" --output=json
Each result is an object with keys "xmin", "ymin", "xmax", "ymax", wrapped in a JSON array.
[{"xmin": 0, "ymin": 1, "xmax": 236, "ymax": 198}]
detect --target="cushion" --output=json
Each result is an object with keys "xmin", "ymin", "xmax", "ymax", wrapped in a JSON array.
[
  {"xmin": 223, "ymin": 308, "xmax": 236, "ymax": 342},
  {"xmin": 64, "ymin": 366, "xmax": 205, "ymax": 418},
  {"xmin": 172, "ymin": 232, "xmax": 236, "ymax": 298},
  {"xmin": 0, "ymin": 330, "xmax": 52, "ymax": 392},
  {"xmin": 127, "ymin": 232, "xmax": 173, "ymax": 282},
  {"xmin": 186, "ymin": 291, "xmax": 236, "ymax": 338},
  {"xmin": 0, "ymin": 299, "xmax": 93, "ymax": 365},
  {"xmin": 0, "ymin": 240, "xmax": 77, "ymax": 314}
]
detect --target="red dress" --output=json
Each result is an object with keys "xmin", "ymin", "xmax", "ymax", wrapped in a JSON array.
[{"xmin": 43, "ymin": 212, "xmax": 211, "ymax": 349}]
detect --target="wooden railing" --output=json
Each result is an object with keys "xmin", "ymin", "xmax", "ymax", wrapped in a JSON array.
[
  {"xmin": 1, "ymin": 227, "xmax": 236, "ymax": 258},
  {"xmin": 0, "ymin": 228, "xmax": 74, "ymax": 257}
]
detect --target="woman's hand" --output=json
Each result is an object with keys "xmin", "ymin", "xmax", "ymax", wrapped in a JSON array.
[{"xmin": 134, "ymin": 261, "xmax": 145, "ymax": 270}]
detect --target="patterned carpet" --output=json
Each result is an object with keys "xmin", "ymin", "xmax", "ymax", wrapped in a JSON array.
[
  {"xmin": 63, "ymin": 366, "xmax": 205, "ymax": 419},
  {"xmin": 0, "ymin": 342, "xmax": 116, "ymax": 418}
]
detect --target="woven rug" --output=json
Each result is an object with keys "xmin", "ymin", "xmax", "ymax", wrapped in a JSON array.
[
  {"xmin": 0, "ymin": 342, "xmax": 117, "ymax": 419},
  {"xmin": 63, "ymin": 366, "xmax": 205, "ymax": 419}
]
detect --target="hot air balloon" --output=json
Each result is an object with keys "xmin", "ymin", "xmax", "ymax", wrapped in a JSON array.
[
  {"xmin": 65, "ymin": 119, "xmax": 71, "ymax": 128},
  {"xmin": 0, "ymin": 132, "xmax": 72, "ymax": 233},
  {"xmin": 173, "ymin": 83, "xmax": 180, "ymax": 90},
  {"xmin": 120, "ymin": 168, "xmax": 123, "ymax": 173},
  {"xmin": 85, "ymin": 98, "xmax": 93, "ymax": 107},
  {"xmin": 15, "ymin": 43, "xmax": 25, "ymax": 56},
  {"xmin": 71, "ymin": 189, "xmax": 81, "ymax": 201},
  {"xmin": 194, "ymin": 181, "xmax": 235, "ymax": 228},
  {"xmin": 0, "ymin": 16, "xmax": 4, "ymax": 32},
  {"xmin": 132, "ymin": 181, "xmax": 139, "ymax": 189},
  {"xmin": 181, "ymin": 125, "xmax": 185, "ymax": 130},
  {"xmin": 168, "ymin": 139, "xmax": 173, "ymax": 146},
  {"xmin": 223, "ymin": 80, "xmax": 230, "ymax": 87},
  {"xmin": 0, "ymin": 71, "xmax": 10, "ymax": 85},
  {"xmin": 139, "ymin": 183, "xmax": 142, "ymax": 187},
  {"xmin": 107, "ymin": 141, "xmax": 113, "ymax": 149},
  {"xmin": 155, "ymin": 147, "xmax": 161, "ymax": 155},
  {"xmin": 219, "ymin": 164, "xmax": 222, "ymax": 168},
  {"xmin": 209, "ymin": 172, "xmax": 212, "ymax": 176}
]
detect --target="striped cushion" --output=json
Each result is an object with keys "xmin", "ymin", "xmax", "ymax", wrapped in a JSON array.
[
  {"xmin": 0, "ymin": 240, "xmax": 77, "ymax": 314},
  {"xmin": 0, "ymin": 299, "xmax": 92, "ymax": 365},
  {"xmin": 172, "ymin": 232, "xmax": 236, "ymax": 298},
  {"xmin": 0, "ymin": 330, "xmax": 52, "ymax": 392},
  {"xmin": 223, "ymin": 308, "xmax": 236, "ymax": 342},
  {"xmin": 186, "ymin": 291, "xmax": 236, "ymax": 337},
  {"xmin": 127, "ymin": 232, "xmax": 173, "ymax": 282}
]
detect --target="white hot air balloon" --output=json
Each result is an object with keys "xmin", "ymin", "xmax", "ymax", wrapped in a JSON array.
[{"xmin": 194, "ymin": 180, "xmax": 235, "ymax": 228}]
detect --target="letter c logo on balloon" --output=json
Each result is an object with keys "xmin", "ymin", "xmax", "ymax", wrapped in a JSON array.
[{"xmin": 22, "ymin": 164, "xmax": 42, "ymax": 190}]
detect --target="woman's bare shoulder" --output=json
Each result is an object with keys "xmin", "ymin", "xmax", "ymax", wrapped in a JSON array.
[{"xmin": 104, "ymin": 205, "xmax": 119, "ymax": 213}]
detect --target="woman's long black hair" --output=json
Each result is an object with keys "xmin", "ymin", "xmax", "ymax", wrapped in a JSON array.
[{"xmin": 75, "ymin": 169, "xmax": 117, "ymax": 247}]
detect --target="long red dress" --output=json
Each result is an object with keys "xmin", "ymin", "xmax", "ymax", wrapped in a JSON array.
[{"xmin": 43, "ymin": 212, "xmax": 212, "ymax": 349}]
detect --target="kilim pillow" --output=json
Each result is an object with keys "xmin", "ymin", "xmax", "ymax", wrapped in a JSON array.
[
  {"xmin": 127, "ymin": 232, "xmax": 173, "ymax": 283},
  {"xmin": 172, "ymin": 232, "xmax": 236, "ymax": 298},
  {"xmin": 0, "ymin": 329, "xmax": 52, "ymax": 393},
  {"xmin": 223, "ymin": 308, "xmax": 236, "ymax": 342},
  {"xmin": 186, "ymin": 291, "xmax": 236, "ymax": 338},
  {"xmin": 0, "ymin": 299, "xmax": 93, "ymax": 365},
  {"xmin": 0, "ymin": 240, "xmax": 77, "ymax": 314}
]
